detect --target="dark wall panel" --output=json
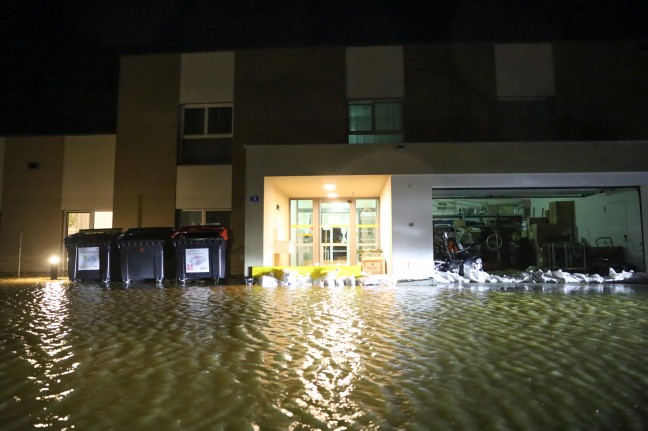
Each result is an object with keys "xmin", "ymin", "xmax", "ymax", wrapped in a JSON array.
[
  {"xmin": 554, "ymin": 41, "xmax": 648, "ymax": 140},
  {"xmin": 234, "ymin": 47, "xmax": 348, "ymax": 146},
  {"xmin": 114, "ymin": 54, "xmax": 181, "ymax": 229},
  {"xmin": 404, "ymin": 44, "xmax": 497, "ymax": 142}
]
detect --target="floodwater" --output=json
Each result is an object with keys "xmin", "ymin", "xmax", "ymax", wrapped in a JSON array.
[{"xmin": 1, "ymin": 279, "xmax": 647, "ymax": 430}]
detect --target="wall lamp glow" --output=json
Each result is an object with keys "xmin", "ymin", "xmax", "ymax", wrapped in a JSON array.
[{"xmin": 49, "ymin": 255, "xmax": 60, "ymax": 280}]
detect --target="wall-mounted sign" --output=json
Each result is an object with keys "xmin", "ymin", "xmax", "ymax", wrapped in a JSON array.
[{"xmin": 250, "ymin": 195, "xmax": 260, "ymax": 203}]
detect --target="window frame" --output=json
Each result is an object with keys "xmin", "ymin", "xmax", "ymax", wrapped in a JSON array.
[
  {"xmin": 348, "ymin": 99, "xmax": 403, "ymax": 144},
  {"xmin": 178, "ymin": 103, "xmax": 234, "ymax": 165},
  {"xmin": 175, "ymin": 209, "xmax": 231, "ymax": 229}
]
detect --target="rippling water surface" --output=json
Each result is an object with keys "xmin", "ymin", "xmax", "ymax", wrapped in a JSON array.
[{"xmin": 1, "ymin": 280, "xmax": 647, "ymax": 430}]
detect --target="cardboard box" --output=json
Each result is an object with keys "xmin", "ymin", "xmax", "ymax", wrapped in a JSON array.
[
  {"xmin": 549, "ymin": 201, "xmax": 575, "ymax": 225},
  {"xmin": 362, "ymin": 257, "xmax": 386, "ymax": 274},
  {"xmin": 527, "ymin": 217, "xmax": 549, "ymax": 225},
  {"xmin": 530, "ymin": 222, "xmax": 573, "ymax": 245}
]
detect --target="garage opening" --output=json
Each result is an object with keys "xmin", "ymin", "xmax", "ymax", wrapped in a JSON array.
[{"xmin": 432, "ymin": 187, "xmax": 644, "ymax": 274}]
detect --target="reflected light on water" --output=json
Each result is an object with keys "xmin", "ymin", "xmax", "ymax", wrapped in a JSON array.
[
  {"xmin": 292, "ymin": 287, "xmax": 368, "ymax": 429},
  {"xmin": 2, "ymin": 281, "xmax": 647, "ymax": 429},
  {"xmin": 24, "ymin": 282, "xmax": 76, "ymax": 427}
]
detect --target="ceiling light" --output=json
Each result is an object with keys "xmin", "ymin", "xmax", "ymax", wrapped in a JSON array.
[
  {"xmin": 327, "ymin": 192, "xmax": 338, "ymax": 198},
  {"xmin": 323, "ymin": 183, "xmax": 336, "ymax": 191}
]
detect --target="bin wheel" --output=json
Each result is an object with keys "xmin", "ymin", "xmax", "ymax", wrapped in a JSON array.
[{"xmin": 485, "ymin": 233, "xmax": 503, "ymax": 251}]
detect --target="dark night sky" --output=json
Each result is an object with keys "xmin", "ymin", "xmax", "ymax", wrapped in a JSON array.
[{"xmin": 2, "ymin": 0, "xmax": 647, "ymax": 136}]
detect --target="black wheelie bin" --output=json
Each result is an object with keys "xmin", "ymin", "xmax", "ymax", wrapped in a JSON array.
[
  {"xmin": 172, "ymin": 225, "xmax": 228, "ymax": 284},
  {"xmin": 64, "ymin": 228, "xmax": 123, "ymax": 282},
  {"xmin": 117, "ymin": 227, "xmax": 175, "ymax": 283}
]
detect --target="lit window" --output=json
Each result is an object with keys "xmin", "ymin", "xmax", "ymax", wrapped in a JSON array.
[
  {"xmin": 348, "ymin": 100, "xmax": 403, "ymax": 144},
  {"xmin": 179, "ymin": 104, "xmax": 233, "ymax": 165}
]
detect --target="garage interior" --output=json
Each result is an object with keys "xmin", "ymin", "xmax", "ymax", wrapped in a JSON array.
[{"xmin": 432, "ymin": 187, "xmax": 644, "ymax": 275}]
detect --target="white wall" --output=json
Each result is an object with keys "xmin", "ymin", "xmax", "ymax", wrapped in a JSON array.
[
  {"xmin": 575, "ymin": 189, "xmax": 643, "ymax": 270},
  {"xmin": 176, "ymin": 165, "xmax": 232, "ymax": 209},
  {"xmin": 62, "ymin": 135, "xmax": 115, "ymax": 210},
  {"xmin": 391, "ymin": 176, "xmax": 436, "ymax": 279},
  {"xmin": 380, "ymin": 176, "xmax": 393, "ymax": 273}
]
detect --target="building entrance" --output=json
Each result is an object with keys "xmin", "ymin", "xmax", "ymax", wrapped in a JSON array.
[{"xmin": 290, "ymin": 198, "xmax": 379, "ymax": 266}]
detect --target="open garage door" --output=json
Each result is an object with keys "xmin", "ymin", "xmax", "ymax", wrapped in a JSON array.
[{"xmin": 432, "ymin": 187, "xmax": 643, "ymax": 274}]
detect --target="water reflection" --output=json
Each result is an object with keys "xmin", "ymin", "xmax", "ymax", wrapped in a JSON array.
[
  {"xmin": 291, "ymin": 286, "xmax": 366, "ymax": 429},
  {"xmin": 0, "ymin": 281, "xmax": 647, "ymax": 430},
  {"xmin": 13, "ymin": 281, "xmax": 76, "ymax": 429}
]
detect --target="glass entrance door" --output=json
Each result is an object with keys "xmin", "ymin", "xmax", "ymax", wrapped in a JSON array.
[
  {"xmin": 290, "ymin": 198, "xmax": 379, "ymax": 266},
  {"xmin": 320, "ymin": 201, "xmax": 351, "ymax": 265}
]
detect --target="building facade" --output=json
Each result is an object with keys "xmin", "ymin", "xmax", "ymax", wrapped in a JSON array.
[
  {"xmin": 0, "ymin": 135, "xmax": 116, "ymax": 274},
  {"xmin": 2, "ymin": 42, "xmax": 648, "ymax": 278}
]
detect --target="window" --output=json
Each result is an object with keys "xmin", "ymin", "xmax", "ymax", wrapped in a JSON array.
[
  {"xmin": 176, "ymin": 209, "xmax": 230, "ymax": 228},
  {"xmin": 62, "ymin": 210, "xmax": 113, "ymax": 265},
  {"xmin": 65, "ymin": 211, "xmax": 113, "ymax": 237},
  {"xmin": 348, "ymin": 100, "xmax": 403, "ymax": 144},
  {"xmin": 179, "ymin": 104, "xmax": 233, "ymax": 165}
]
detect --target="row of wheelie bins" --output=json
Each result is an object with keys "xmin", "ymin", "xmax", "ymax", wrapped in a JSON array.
[{"xmin": 63, "ymin": 225, "xmax": 228, "ymax": 283}]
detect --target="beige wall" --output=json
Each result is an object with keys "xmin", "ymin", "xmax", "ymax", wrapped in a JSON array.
[
  {"xmin": 0, "ymin": 136, "xmax": 65, "ymax": 273},
  {"xmin": 262, "ymin": 178, "xmax": 290, "ymax": 267},
  {"xmin": 62, "ymin": 135, "xmax": 115, "ymax": 210},
  {"xmin": 180, "ymin": 52, "xmax": 235, "ymax": 103},
  {"xmin": 113, "ymin": 54, "xmax": 180, "ymax": 229},
  {"xmin": 176, "ymin": 165, "xmax": 232, "ymax": 209}
]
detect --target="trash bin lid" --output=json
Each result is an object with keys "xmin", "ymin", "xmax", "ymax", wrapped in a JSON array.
[
  {"xmin": 64, "ymin": 228, "xmax": 123, "ymax": 244},
  {"xmin": 118, "ymin": 227, "xmax": 174, "ymax": 241},
  {"xmin": 172, "ymin": 225, "xmax": 228, "ymax": 241}
]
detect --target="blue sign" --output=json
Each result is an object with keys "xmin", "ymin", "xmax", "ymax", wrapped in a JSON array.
[{"xmin": 250, "ymin": 195, "xmax": 260, "ymax": 203}]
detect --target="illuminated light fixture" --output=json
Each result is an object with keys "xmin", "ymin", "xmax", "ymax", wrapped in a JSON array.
[
  {"xmin": 323, "ymin": 183, "xmax": 336, "ymax": 191},
  {"xmin": 327, "ymin": 192, "xmax": 338, "ymax": 198},
  {"xmin": 49, "ymin": 255, "xmax": 60, "ymax": 280}
]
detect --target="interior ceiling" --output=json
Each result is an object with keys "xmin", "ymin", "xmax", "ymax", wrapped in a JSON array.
[
  {"xmin": 432, "ymin": 187, "xmax": 614, "ymax": 199},
  {"xmin": 268, "ymin": 175, "xmax": 390, "ymax": 198}
]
